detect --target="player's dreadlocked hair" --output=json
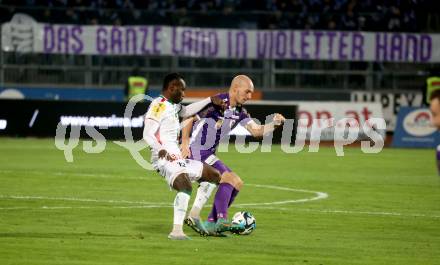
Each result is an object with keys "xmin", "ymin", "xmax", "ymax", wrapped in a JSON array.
[
  {"xmin": 162, "ymin": 73, "xmax": 184, "ymax": 91},
  {"xmin": 430, "ymin": 89, "xmax": 440, "ymax": 103}
]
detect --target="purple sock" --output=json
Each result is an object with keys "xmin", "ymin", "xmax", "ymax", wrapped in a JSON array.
[
  {"xmin": 228, "ymin": 188, "xmax": 239, "ymax": 207},
  {"xmin": 214, "ymin": 183, "xmax": 234, "ymax": 220},
  {"xmin": 207, "ymin": 186, "xmax": 239, "ymax": 222},
  {"xmin": 207, "ymin": 204, "xmax": 217, "ymax": 222}
]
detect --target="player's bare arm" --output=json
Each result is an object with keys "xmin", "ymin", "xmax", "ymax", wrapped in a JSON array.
[
  {"xmin": 245, "ymin": 113, "xmax": 286, "ymax": 138},
  {"xmin": 181, "ymin": 116, "xmax": 196, "ymax": 159}
]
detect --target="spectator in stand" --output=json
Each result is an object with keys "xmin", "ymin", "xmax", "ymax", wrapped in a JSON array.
[{"xmin": 0, "ymin": 0, "xmax": 435, "ymax": 31}]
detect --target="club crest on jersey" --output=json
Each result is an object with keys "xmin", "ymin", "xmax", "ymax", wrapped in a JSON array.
[{"xmin": 151, "ymin": 102, "xmax": 166, "ymax": 118}]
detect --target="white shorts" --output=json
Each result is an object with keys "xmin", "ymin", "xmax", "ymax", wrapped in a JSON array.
[{"xmin": 155, "ymin": 158, "xmax": 204, "ymax": 187}]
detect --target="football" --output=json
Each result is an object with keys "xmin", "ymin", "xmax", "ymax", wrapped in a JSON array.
[{"xmin": 231, "ymin": 211, "xmax": 256, "ymax": 235}]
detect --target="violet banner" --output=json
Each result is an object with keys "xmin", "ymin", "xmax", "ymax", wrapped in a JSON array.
[{"xmin": 2, "ymin": 23, "xmax": 437, "ymax": 62}]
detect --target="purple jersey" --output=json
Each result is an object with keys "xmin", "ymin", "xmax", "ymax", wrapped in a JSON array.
[{"xmin": 189, "ymin": 93, "xmax": 251, "ymax": 160}]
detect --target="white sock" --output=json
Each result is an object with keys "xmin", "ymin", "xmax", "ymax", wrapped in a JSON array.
[
  {"xmin": 173, "ymin": 192, "xmax": 190, "ymax": 231},
  {"xmin": 172, "ymin": 224, "xmax": 183, "ymax": 235},
  {"xmin": 190, "ymin": 182, "xmax": 217, "ymax": 219}
]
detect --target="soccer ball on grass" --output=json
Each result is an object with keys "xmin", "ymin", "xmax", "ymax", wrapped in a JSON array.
[{"xmin": 231, "ymin": 211, "xmax": 256, "ymax": 235}]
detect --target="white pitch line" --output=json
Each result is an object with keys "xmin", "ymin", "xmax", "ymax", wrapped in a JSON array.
[
  {"xmin": 234, "ymin": 184, "xmax": 328, "ymax": 206},
  {"xmin": 0, "ymin": 195, "xmax": 170, "ymax": 205},
  {"xmin": 249, "ymin": 206, "xmax": 440, "ymax": 219},
  {"xmin": 1, "ymin": 171, "xmax": 438, "ymax": 219},
  {"xmin": 0, "ymin": 205, "xmax": 170, "ymax": 210},
  {"xmin": 316, "ymin": 209, "xmax": 440, "ymax": 218},
  {"xmin": 52, "ymin": 171, "xmax": 152, "ymax": 181},
  {"xmin": 1, "ymin": 204, "xmax": 439, "ymax": 219},
  {"xmin": 0, "ymin": 169, "xmax": 153, "ymax": 181},
  {"xmin": 1, "ymin": 193, "xmax": 439, "ymax": 219},
  {"xmin": 0, "ymin": 184, "xmax": 327, "ymax": 208},
  {"xmin": 0, "ymin": 170, "xmax": 328, "ymax": 204}
]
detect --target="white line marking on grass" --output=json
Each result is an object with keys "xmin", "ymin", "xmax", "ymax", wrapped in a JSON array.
[
  {"xmin": 0, "ymin": 205, "xmax": 170, "ymax": 210},
  {"xmin": 316, "ymin": 209, "xmax": 440, "ymax": 218},
  {"xmin": 0, "ymin": 207, "xmax": 31, "ymax": 210},
  {"xmin": 1, "ymin": 204, "xmax": 439, "ymax": 219},
  {"xmin": 0, "ymin": 170, "xmax": 153, "ymax": 181},
  {"xmin": 0, "ymin": 195, "xmax": 170, "ymax": 206},
  {"xmin": 0, "ymin": 184, "xmax": 327, "ymax": 209},
  {"xmin": 250, "ymin": 206, "xmax": 440, "ymax": 219},
  {"xmin": 1, "ymin": 193, "xmax": 439, "ymax": 219},
  {"xmin": 0, "ymin": 171, "xmax": 329, "ymax": 205},
  {"xmin": 234, "ymin": 184, "xmax": 328, "ymax": 206},
  {"xmin": 52, "ymin": 171, "xmax": 152, "ymax": 180},
  {"xmin": 0, "ymin": 171, "xmax": 438, "ymax": 219}
]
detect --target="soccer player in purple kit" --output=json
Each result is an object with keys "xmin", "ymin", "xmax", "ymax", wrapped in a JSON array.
[{"xmin": 180, "ymin": 75, "xmax": 286, "ymax": 235}]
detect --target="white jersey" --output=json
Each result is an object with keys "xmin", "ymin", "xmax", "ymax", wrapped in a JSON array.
[
  {"xmin": 145, "ymin": 96, "xmax": 183, "ymax": 165},
  {"xmin": 143, "ymin": 95, "xmax": 213, "ymax": 186}
]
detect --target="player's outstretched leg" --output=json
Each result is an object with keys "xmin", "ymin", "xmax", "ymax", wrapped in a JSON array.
[
  {"xmin": 204, "ymin": 186, "xmax": 241, "ymax": 235},
  {"xmin": 185, "ymin": 216, "xmax": 209, "ymax": 236},
  {"xmin": 212, "ymin": 172, "xmax": 245, "ymax": 234},
  {"xmin": 198, "ymin": 161, "xmax": 237, "ymax": 235},
  {"xmin": 185, "ymin": 164, "xmax": 219, "ymax": 236},
  {"xmin": 185, "ymin": 183, "xmax": 214, "ymax": 236},
  {"xmin": 168, "ymin": 173, "xmax": 192, "ymax": 240}
]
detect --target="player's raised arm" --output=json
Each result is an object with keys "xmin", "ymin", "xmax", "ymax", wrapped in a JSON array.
[
  {"xmin": 179, "ymin": 95, "xmax": 226, "ymax": 118},
  {"xmin": 245, "ymin": 113, "xmax": 285, "ymax": 138}
]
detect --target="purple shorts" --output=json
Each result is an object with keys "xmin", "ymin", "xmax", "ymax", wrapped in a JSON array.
[
  {"xmin": 190, "ymin": 148, "xmax": 231, "ymax": 175},
  {"xmin": 211, "ymin": 159, "xmax": 232, "ymax": 175}
]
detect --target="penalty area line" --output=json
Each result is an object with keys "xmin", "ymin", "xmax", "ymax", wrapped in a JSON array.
[
  {"xmin": 251, "ymin": 206, "xmax": 440, "ymax": 219},
  {"xmin": 1, "ymin": 205, "xmax": 438, "ymax": 220},
  {"xmin": 0, "ymin": 184, "xmax": 328, "ymax": 210}
]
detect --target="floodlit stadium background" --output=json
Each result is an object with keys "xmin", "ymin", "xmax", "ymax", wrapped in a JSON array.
[{"xmin": 0, "ymin": 1, "xmax": 439, "ymax": 265}]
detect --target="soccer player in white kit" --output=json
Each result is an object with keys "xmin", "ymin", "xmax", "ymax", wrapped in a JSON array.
[{"xmin": 143, "ymin": 73, "xmax": 226, "ymax": 240}]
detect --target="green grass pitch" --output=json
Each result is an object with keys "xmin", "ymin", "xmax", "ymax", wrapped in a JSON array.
[{"xmin": 0, "ymin": 137, "xmax": 439, "ymax": 265}]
